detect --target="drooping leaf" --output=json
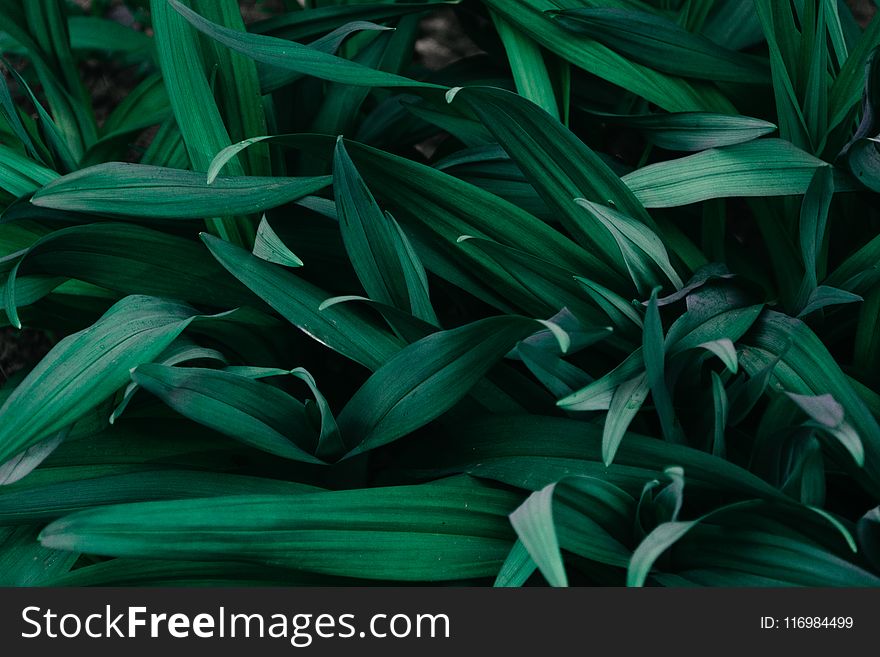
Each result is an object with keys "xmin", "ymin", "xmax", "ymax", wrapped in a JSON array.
[
  {"xmin": 131, "ymin": 364, "xmax": 324, "ymax": 464},
  {"xmin": 0, "ymin": 296, "xmax": 208, "ymax": 463},
  {"xmin": 508, "ymin": 476, "xmax": 636, "ymax": 586},
  {"xmin": 252, "ymin": 216, "xmax": 303, "ymax": 267}
]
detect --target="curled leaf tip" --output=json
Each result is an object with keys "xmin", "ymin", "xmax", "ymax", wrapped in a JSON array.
[
  {"xmin": 537, "ymin": 319, "xmax": 571, "ymax": 354},
  {"xmin": 445, "ymin": 87, "xmax": 464, "ymax": 104},
  {"xmin": 318, "ymin": 295, "xmax": 369, "ymax": 311}
]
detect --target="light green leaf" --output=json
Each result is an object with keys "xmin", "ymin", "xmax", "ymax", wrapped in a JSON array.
[
  {"xmin": 699, "ymin": 338, "xmax": 738, "ymax": 373},
  {"xmin": 622, "ymin": 142, "xmax": 854, "ymax": 208},
  {"xmin": 253, "ymin": 215, "xmax": 303, "ymax": 267},
  {"xmin": 603, "ymin": 373, "xmax": 650, "ymax": 466}
]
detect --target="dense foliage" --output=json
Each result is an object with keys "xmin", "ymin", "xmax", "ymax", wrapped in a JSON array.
[{"xmin": 2, "ymin": 0, "xmax": 880, "ymax": 587}]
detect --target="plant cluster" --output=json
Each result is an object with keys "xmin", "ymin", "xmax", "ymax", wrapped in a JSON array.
[{"xmin": 1, "ymin": 0, "xmax": 880, "ymax": 587}]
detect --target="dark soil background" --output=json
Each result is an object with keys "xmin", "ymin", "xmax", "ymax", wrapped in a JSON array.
[{"xmin": 0, "ymin": 0, "xmax": 877, "ymax": 386}]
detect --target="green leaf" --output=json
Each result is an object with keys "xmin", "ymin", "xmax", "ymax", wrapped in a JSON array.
[
  {"xmin": 481, "ymin": 0, "xmax": 733, "ymax": 113},
  {"xmin": 110, "ymin": 336, "xmax": 227, "ymax": 424},
  {"xmin": 828, "ymin": 14, "xmax": 880, "ymax": 132},
  {"xmin": 586, "ymin": 111, "xmax": 776, "ymax": 152},
  {"xmin": 168, "ymin": 0, "xmax": 442, "ymax": 90},
  {"xmin": 0, "ymin": 525, "xmax": 77, "ymax": 586},
  {"xmin": 131, "ymin": 364, "xmax": 324, "ymax": 464},
  {"xmin": 644, "ymin": 288, "xmax": 676, "ymax": 442},
  {"xmin": 150, "ymin": 0, "xmax": 252, "ymax": 244},
  {"xmin": 82, "ymin": 74, "xmax": 171, "ymax": 166},
  {"xmin": 0, "ymin": 432, "xmax": 65, "ymax": 486},
  {"xmin": 622, "ymin": 142, "xmax": 854, "ymax": 208},
  {"xmin": 699, "ymin": 338, "xmax": 738, "ymax": 374},
  {"xmin": 575, "ymin": 199, "xmax": 682, "ymax": 293},
  {"xmin": 493, "ymin": 539, "xmax": 537, "ymax": 587},
  {"xmin": 711, "ymin": 371, "xmax": 728, "ymax": 457},
  {"xmin": 289, "ymin": 367, "xmax": 344, "ymax": 461},
  {"xmin": 797, "ymin": 166, "xmax": 835, "ymax": 304},
  {"xmin": 754, "ymin": 0, "xmax": 812, "ymax": 150},
  {"xmin": 209, "ymin": 134, "xmax": 617, "ymax": 312},
  {"xmin": 509, "ymin": 481, "xmax": 567, "ymax": 587},
  {"xmin": 68, "ymin": 16, "xmax": 154, "ymax": 56},
  {"xmin": 603, "ymin": 373, "xmax": 650, "ymax": 466},
  {"xmin": 574, "ymin": 276, "xmax": 643, "ymax": 334},
  {"xmin": 0, "ymin": 57, "xmax": 78, "ymax": 171},
  {"xmin": 741, "ymin": 311, "xmax": 880, "ymax": 497},
  {"xmin": 192, "ymin": 0, "xmax": 270, "ymax": 178},
  {"xmin": 785, "ymin": 392, "xmax": 865, "ymax": 467},
  {"xmin": 256, "ymin": 21, "xmax": 395, "ymax": 94},
  {"xmin": 666, "ymin": 304, "xmax": 764, "ymax": 358},
  {"xmin": 449, "ymin": 86, "xmax": 653, "ymax": 278},
  {"xmin": 394, "ymin": 414, "xmax": 785, "ymax": 502},
  {"xmin": 558, "ymin": 348, "xmax": 645, "ymax": 412},
  {"xmin": 628, "ymin": 519, "xmax": 699, "ymax": 586},
  {"xmin": 629, "ymin": 501, "xmax": 875, "ymax": 586},
  {"xmin": 517, "ymin": 342, "xmax": 592, "ymax": 399},
  {"xmin": 0, "ymin": 469, "xmax": 318, "ymax": 524},
  {"xmin": 793, "ymin": 0, "xmax": 828, "ymax": 148},
  {"xmin": 0, "ymin": 144, "xmax": 58, "ymax": 197},
  {"xmin": 454, "ymin": 235, "xmax": 609, "ymax": 330},
  {"xmin": 252, "ymin": 216, "xmax": 303, "ymax": 267},
  {"xmin": 30, "ymin": 163, "xmax": 330, "ymax": 219},
  {"xmin": 797, "ymin": 286, "xmax": 862, "ymax": 318},
  {"xmin": 0, "ymin": 61, "xmax": 47, "ymax": 164},
  {"xmin": 333, "ymin": 138, "xmax": 437, "ymax": 324},
  {"xmin": 858, "ymin": 506, "xmax": 880, "ymax": 572},
  {"xmin": 40, "ymin": 558, "xmax": 357, "ymax": 587},
  {"xmin": 848, "ymin": 138, "xmax": 880, "ymax": 192},
  {"xmin": 855, "ymin": 288, "xmax": 880, "ymax": 375},
  {"xmin": 252, "ymin": 2, "xmax": 452, "ymax": 41},
  {"xmin": 202, "ymin": 233, "xmax": 403, "ymax": 371},
  {"xmin": 509, "ymin": 475, "xmax": 636, "ymax": 585},
  {"xmin": 340, "ymin": 316, "xmax": 554, "ymax": 455},
  {"xmin": 0, "ymin": 296, "xmax": 207, "ymax": 463},
  {"xmin": 1, "ymin": 223, "xmax": 254, "ymax": 320},
  {"xmin": 39, "ymin": 477, "xmax": 522, "ymax": 581},
  {"xmin": 550, "ymin": 7, "xmax": 769, "ymax": 84},
  {"xmin": 491, "ymin": 11, "xmax": 559, "ymax": 119}
]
